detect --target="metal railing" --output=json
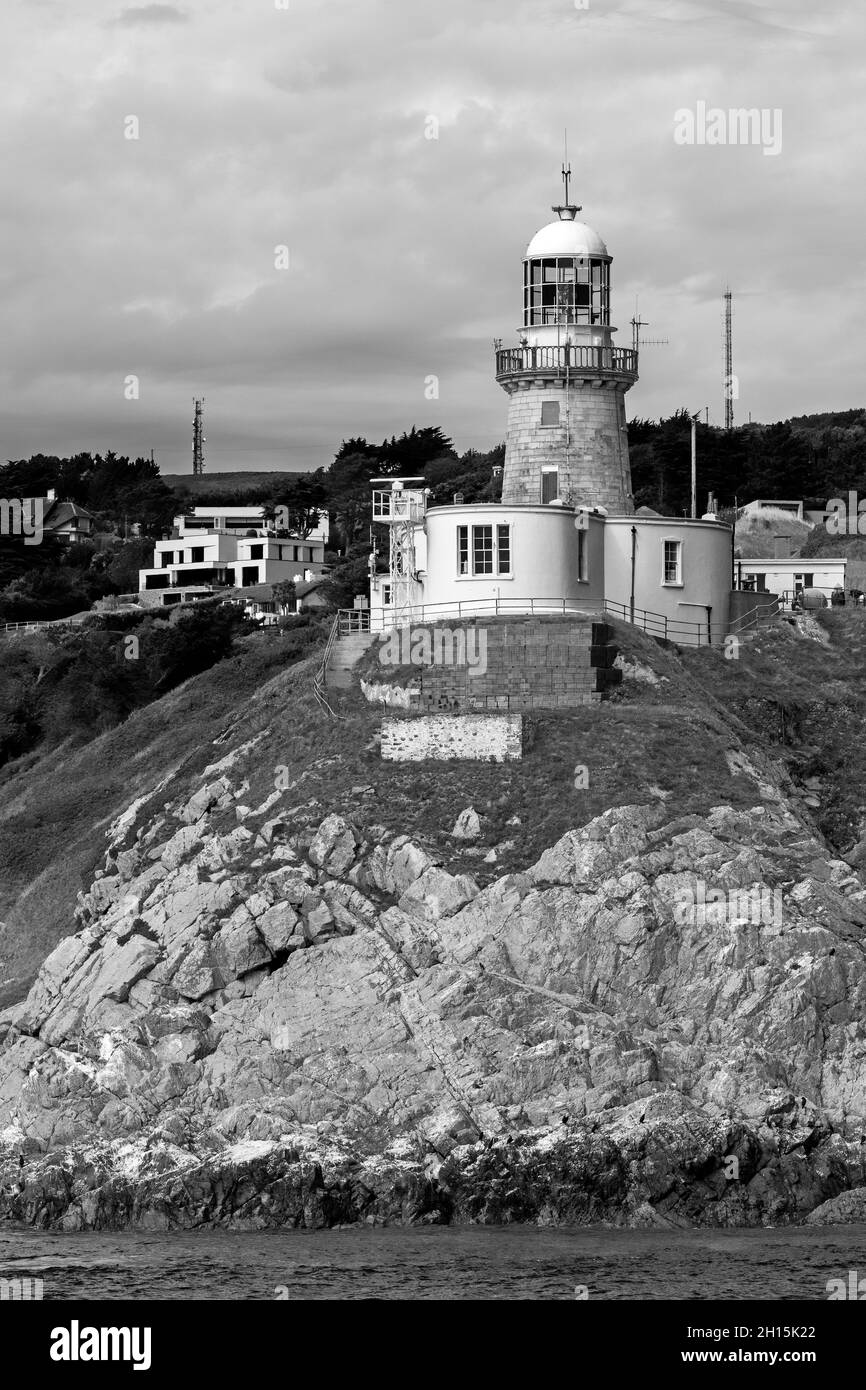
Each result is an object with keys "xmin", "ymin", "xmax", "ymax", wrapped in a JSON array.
[
  {"xmin": 728, "ymin": 596, "xmax": 782, "ymax": 635},
  {"xmin": 776, "ymin": 586, "xmax": 858, "ymax": 610},
  {"xmin": 313, "ymin": 613, "xmax": 343, "ymax": 717},
  {"xmin": 495, "ymin": 344, "xmax": 638, "ymax": 381},
  {"xmin": 357, "ymin": 596, "xmax": 713, "ymax": 645},
  {"xmin": 371, "ymin": 492, "xmax": 426, "ymax": 522},
  {"xmin": 338, "ymin": 609, "xmax": 372, "ymax": 635},
  {"xmin": 2, "ymin": 616, "xmax": 82, "ymax": 633}
]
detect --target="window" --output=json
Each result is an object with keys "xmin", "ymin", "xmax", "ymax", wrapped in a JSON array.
[
  {"xmin": 190, "ymin": 547, "xmax": 204, "ymax": 563},
  {"xmin": 663, "ymin": 540, "xmax": 682, "ymax": 585},
  {"xmin": 577, "ymin": 528, "xmax": 587, "ymax": 581},
  {"xmin": 540, "ymin": 401, "xmax": 560, "ymax": 427},
  {"xmin": 161, "ymin": 551, "xmax": 173, "ymax": 567},
  {"xmin": 249, "ymin": 544, "xmax": 264, "ymax": 560},
  {"xmin": 457, "ymin": 524, "xmax": 511, "ymax": 576},
  {"xmin": 524, "ymin": 256, "xmax": 610, "ymax": 326},
  {"xmin": 541, "ymin": 469, "xmax": 559, "ymax": 503},
  {"xmin": 473, "ymin": 525, "xmax": 493, "ymax": 575},
  {"xmin": 496, "ymin": 525, "xmax": 511, "ymax": 575},
  {"xmin": 382, "ymin": 583, "xmax": 392, "ymax": 605}
]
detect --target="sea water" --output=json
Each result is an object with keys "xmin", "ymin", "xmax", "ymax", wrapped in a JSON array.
[{"xmin": 2, "ymin": 1224, "xmax": 865, "ymax": 1300}]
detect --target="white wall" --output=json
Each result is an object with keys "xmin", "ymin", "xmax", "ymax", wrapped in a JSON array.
[
  {"xmin": 420, "ymin": 503, "xmax": 604, "ymax": 618},
  {"xmin": 604, "ymin": 517, "xmax": 732, "ymax": 645}
]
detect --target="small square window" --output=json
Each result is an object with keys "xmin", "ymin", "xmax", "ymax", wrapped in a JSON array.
[{"xmin": 541, "ymin": 401, "xmax": 560, "ymax": 427}]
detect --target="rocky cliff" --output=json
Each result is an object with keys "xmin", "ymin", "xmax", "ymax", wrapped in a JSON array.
[{"xmin": 3, "ymin": 716, "xmax": 866, "ymax": 1228}]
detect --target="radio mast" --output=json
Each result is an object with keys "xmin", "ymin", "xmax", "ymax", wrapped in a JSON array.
[
  {"xmin": 724, "ymin": 290, "xmax": 733, "ymax": 431},
  {"xmin": 192, "ymin": 398, "xmax": 205, "ymax": 475}
]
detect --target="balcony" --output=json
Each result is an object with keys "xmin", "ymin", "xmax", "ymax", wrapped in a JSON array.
[{"xmin": 495, "ymin": 344, "xmax": 638, "ymax": 385}]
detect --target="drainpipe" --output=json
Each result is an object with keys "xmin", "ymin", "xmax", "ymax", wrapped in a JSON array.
[{"xmin": 630, "ymin": 525, "xmax": 637, "ymax": 624}]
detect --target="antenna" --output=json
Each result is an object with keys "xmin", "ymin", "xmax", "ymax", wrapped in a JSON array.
[
  {"xmin": 192, "ymin": 397, "xmax": 205, "ymax": 475},
  {"xmin": 552, "ymin": 128, "xmax": 581, "ymax": 221},
  {"xmin": 630, "ymin": 301, "xmax": 669, "ymax": 354},
  {"xmin": 724, "ymin": 289, "xmax": 733, "ymax": 431}
]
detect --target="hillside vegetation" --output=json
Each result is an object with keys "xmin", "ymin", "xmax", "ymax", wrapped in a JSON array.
[{"xmin": 4, "ymin": 603, "xmax": 866, "ymax": 1015}]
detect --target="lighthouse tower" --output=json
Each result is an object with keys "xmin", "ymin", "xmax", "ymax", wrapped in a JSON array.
[{"xmin": 495, "ymin": 168, "xmax": 638, "ymax": 513}]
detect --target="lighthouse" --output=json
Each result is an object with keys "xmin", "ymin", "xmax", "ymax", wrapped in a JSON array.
[
  {"xmin": 495, "ymin": 168, "xmax": 638, "ymax": 514},
  {"xmin": 367, "ymin": 167, "xmax": 735, "ymax": 649}
]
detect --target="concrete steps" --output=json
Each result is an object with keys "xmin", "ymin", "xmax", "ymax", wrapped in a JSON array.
[{"xmin": 326, "ymin": 631, "xmax": 377, "ymax": 689}]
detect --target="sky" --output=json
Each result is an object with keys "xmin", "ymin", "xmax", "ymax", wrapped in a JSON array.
[{"xmin": 1, "ymin": 0, "xmax": 864, "ymax": 475}]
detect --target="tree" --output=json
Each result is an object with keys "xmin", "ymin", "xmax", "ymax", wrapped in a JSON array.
[
  {"xmin": 271, "ymin": 474, "xmax": 327, "ymax": 537},
  {"xmin": 272, "ymin": 579, "xmax": 297, "ymax": 613},
  {"xmin": 325, "ymin": 452, "xmax": 379, "ymax": 550},
  {"xmin": 106, "ymin": 539, "xmax": 156, "ymax": 592}
]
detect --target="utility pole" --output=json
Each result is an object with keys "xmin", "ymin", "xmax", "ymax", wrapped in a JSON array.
[
  {"xmin": 724, "ymin": 289, "xmax": 733, "ymax": 431},
  {"xmin": 192, "ymin": 398, "xmax": 205, "ymax": 476},
  {"xmin": 690, "ymin": 408, "xmax": 707, "ymax": 519}
]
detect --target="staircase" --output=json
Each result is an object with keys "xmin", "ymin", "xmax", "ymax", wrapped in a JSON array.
[{"xmin": 325, "ymin": 631, "xmax": 377, "ymax": 689}]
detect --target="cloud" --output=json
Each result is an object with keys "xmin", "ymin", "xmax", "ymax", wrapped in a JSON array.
[
  {"xmin": 112, "ymin": 4, "xmax": 187, "ymax": 27},
  {"xmin": 0, "ymin": 0, "xmax": 863, "ymax": 472}
]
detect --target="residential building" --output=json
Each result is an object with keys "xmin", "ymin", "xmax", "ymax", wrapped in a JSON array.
[
  {"xmin": 42, "ymin": 490, "xmax": 96, "ymax": 544},
  {"xmin": 138, "ymin": 505, "xmax": 328, "ymax": 605}
]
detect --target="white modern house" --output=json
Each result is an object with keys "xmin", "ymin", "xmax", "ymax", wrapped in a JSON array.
[
  {"xmin": 138, "ymin": 506, "xmax": 327, "ymax": 607},
  {"xmin": 366, "ymin": 183, "xmax": 735, "ymax": 646}
]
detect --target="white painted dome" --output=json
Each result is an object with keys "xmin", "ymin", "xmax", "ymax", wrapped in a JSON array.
[{"xmin": 525, "ymin": 218, "xmax": 608, "ymax": 259}]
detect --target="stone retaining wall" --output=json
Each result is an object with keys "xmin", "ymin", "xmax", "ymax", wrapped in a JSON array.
[{"xmin": 380, "ymin": 713, "xmax": 524, "ymax": 762}]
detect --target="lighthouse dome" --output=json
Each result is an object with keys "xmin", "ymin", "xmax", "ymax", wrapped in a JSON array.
[{"xmin": 525, "ymin": 219, "xmax": 608, "ymax": 259}]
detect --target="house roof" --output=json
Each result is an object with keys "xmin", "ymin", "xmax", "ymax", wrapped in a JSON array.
[{"xmin": 43, "ymin": 500, "xmax": 96, "ymax": 529}]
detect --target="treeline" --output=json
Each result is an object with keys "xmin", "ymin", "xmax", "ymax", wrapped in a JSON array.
[
  {"xmin": 3, "ymin": 411, "xmax": 863, "ymax": 620},
  {"xmin": 0, "ymin": 452, "xmax": 175, "ymax": 535},
  {"xmin": 169, "ymin": 425, "xmax": 504, "ymax": 550},
  {"xmin": 0, "ymin": 606, "xmax": 320, "ymax": 771},
  {"xmin": 629, "ymin": 408, "xmax": 866, "ymax": 515}
]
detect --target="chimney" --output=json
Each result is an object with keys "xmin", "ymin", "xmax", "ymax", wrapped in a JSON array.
[
  {"xmin": 453, "ymin": 493, "xmax": 464, "ymax": 505},
  {"xmin": 774, "ymin": 534, "xmax": 792, "ymax": 559},
  {"xmin": 46, "ymin": 487, "xmax": 56, "ymax": 502}
]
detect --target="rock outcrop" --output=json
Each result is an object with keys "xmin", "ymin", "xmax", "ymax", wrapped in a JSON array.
[{"xmin": 3, "ymin": 771, "xmax": 866, "ymax": 1231}]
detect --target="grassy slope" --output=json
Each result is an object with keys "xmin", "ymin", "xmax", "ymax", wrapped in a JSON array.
[{"xmin": 4, "ymin": 609, "xmax": 866, "ymax": 1010}]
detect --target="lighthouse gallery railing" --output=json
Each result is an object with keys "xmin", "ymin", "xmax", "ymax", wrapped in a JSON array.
[{"xmin": 494, "ymin": 344, "xmax": 638, "ymax": 379}]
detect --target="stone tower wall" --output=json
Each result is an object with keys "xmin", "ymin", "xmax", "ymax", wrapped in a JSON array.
[{"xmin": 500, "ymin": 379, "xmax": 634, "ymax": 513}]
